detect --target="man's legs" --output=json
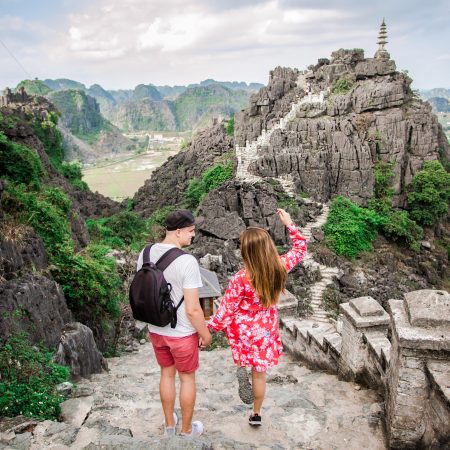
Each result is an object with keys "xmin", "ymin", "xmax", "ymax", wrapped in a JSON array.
[
  {"xmin": 251, "ymin": 369, "xmax": 266, "ymax": 414},
  {"xmin": 160, "ymin": 365, "xmax": 177, "ymax": 427},
  {"xmin": 179, "ymin": 371, "xmax": 196, "ymax": 433}
]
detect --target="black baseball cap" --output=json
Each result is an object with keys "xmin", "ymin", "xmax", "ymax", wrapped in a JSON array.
[{"xmin": 165, "ymin": 210, "xmax": 197, "ymax": 231}]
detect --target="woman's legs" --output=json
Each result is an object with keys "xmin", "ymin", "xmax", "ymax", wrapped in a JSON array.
[{"xmin": 251, "ymin": 369, "xmax": 266, "ymax": 414}]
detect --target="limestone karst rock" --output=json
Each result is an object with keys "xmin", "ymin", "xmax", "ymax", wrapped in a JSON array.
[
  {"xmin": 54, "ymin": 322, "xmax": 108, "ymax": 378},
  {"xmin": 235, "ymin": 49, "xmax": 450, "ymax": 206}
]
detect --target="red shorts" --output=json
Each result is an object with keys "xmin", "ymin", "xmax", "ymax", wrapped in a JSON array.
[{"xmin": 149, "ymin": 332, "xmax": 199, "ymax": 373}]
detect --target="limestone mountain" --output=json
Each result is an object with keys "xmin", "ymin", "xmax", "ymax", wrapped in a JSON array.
[
  {"xmin": 39, "ymin": 78, "xmax": 259, "ymax": 132},
  {"xmin": 132, "ymin": 47, "xmax": 449, "ymax": 306},
  {"xmin": 47, "ymin": 89, "xmax": 135, "ymax": 162},
  {"xmin": 15, "ymin": 79, "xmax": 51, "ymax": 96}
]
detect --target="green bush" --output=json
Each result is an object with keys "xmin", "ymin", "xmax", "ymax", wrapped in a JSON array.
[
  {"xmin": 4, "ymin": 184, "xmax": 73, "ymax": 254},
  {"xmin": 407, "ymin": 160, "xmax": 450, "ymax": 226},
  {"xmin": 0, "ymin": 333, "xmax": 69, "ymax": 420},
  {"xmin": 33, "ymin": 119, "xmax": 65, "ymax": 169},
  {"xmin": 324, "ymin": 196, "xmax": 384, "ymax": 259},
  {"xmin": 331, "ymin": 75, "xmax": 354, "ymax": 95},
  {"xmin": 0, "ymin": 132, "xmax": 44, "ymax": 187},
  {"xmin": 87, "ymin": 211, "xmax": 149, "ymax": 250},
  {"xmin": 60, "ymin": 162, "xmax": 89, "ymax": 191},
  {"xmin": 86, "ymin": 218, "xmax": 126, "ymax": 249},
  {"xmin": 382, "ymin": 210, "xmax": 423, "ymax": 251},
  {"xmin": 226, "ymin": 116, "xmax": 234, "ymax": 136},
  {"xmin": 4, "ymin": 183, "xmax": 122, "ymax": 320},
  {"xmin": 52, "ymin": 244, "xmax": 122, "ymax": 318},
  {"xmin": 185, "ymin": 162, "xmax": 234, "ymax": 208}
]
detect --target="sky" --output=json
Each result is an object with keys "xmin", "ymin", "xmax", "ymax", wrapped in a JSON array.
[{"xmin": 0, "ymin": 0, "xmax": 449, "ymax": 90}]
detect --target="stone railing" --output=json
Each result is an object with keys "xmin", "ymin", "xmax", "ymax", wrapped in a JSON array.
[{"xmin": 280, "ymin": 289, "xmax": 450, "ymax": 449}]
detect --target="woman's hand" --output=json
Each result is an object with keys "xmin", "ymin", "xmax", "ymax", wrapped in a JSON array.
[{"xmin": 276, "ymin": 208, "xmax": 294, "ymax": 227}]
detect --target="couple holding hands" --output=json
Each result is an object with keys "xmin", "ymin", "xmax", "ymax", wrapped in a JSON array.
[{"xmin": 136, "ymin": 208, "xmax": 307, "ymax": 437}]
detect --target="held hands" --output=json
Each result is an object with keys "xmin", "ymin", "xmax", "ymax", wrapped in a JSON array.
[
  {"xmin": 276, "ymin": 208, "xmax": 294, "ymax": 227},
  {"xmin": 199, "ymin": 330, "xmax": 212, "ymax": 349}
]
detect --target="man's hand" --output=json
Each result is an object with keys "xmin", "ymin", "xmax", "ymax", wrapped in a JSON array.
[{"xmin": 199, "ymin": 331, "xmax": 212, "ymax": 348}]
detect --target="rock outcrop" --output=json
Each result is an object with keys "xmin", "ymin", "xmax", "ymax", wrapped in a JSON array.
[
  {"xmin": 54, "ymin": 322, "xmax": 108, "ymax": 379},
  {"xmin": 133, "ymin": 121, "xmax": 234, "ymax": 216},
  {"xmin": 235, "ymin": 49, "xmax": 450, "ymax": 206},
  {"xmin": 0, "ymin": 273, "xmax": 73, "ymax": 348}
]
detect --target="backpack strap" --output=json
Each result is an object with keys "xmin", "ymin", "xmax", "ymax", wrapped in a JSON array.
[
  {"xmin": 156, "ymin": 247, "xmax": 188, "ymax": 312},
  {"xmin": 155, "ymin": 247, "xmax": 186, "ymax": 271},
  {"xmin": 142, "ymin": 244, "xmax": 153, "ymax": 266}
]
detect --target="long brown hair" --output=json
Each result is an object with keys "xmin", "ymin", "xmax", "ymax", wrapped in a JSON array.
[{"xmin": 240, "ymin": 227, "xmax": 287, "ymax": 308}]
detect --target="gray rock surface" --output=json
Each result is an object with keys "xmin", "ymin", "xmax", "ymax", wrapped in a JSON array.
[
  {"xmin": 54, "ymin": 322, "xmax": 108, "ymax": 378},
  {"xmin": 0, "ymin": 272, "xmax": 72, "ymax": 347},
  {"xmin": 0, "ymin": 232, "xmax": 47, "ymax": 280},
  {"xmin": 1, "ymin": 344, "xmax": 386, "ymax": 449},
  {"xmin": 234, "ymin": 50, "xmax": 449, "ymax": 206}
]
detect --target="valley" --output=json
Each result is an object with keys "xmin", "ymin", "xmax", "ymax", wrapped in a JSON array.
[{"xmin": 82, "ymin": 132, "xmax": 187, "ymax": 200}]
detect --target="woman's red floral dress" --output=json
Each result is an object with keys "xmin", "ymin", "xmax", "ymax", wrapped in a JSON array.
[{"xmin": 208, "ymin": 225, "xmax": 307, "ymax": 372}]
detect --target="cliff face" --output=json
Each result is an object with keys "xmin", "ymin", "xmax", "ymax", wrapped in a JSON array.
[
  {"xmin": 133, "ymin": 121, "xmax": 234, "ymax": 216},
  {"xmin": 0, "ymin": 98, "xmax": 121, "ymax": 348},
  {"xmin": 235, "ymin": 50, "xmax": 450, "ymax": 206}
]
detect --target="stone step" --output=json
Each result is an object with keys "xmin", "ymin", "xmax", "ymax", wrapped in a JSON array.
[
  {"xmin": 365, "ymin": 332, "xmax": 391, "ymax": 361},
  {"xmin": 324, "ymin": 332, "xmax": 342, "ymax": 355}
]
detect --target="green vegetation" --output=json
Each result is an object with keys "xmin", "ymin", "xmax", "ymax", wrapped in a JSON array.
[
  {"xmin": 323, "ymin": 160, "xmax": 443, "ymax": 258},
  {"xmin": 185, "ymin": 161, "xmax": 234, "ymax": 209},
  {"xmin": 16, "ymin": 79, "xmax": 52, "ymax": 96},
  {"xmin": 0, "ymin": 132, "xmax": 44, "ymax": 187},
  {"xmin": 407, "ymin": 160, "xmax": 450, "ymax": 226},
  {"xmin": 226, "ymin": 115, "xmax": 235, "ymax": 136},
  {"xmin": 60, "ymin": 162, "xmax": 89, "ymax": 191},
  {"xmin": 87, "ymin": 210, "xmax": 149, "ymax": 251},
  {"xmin": 1, "ymin": 123, "xmax": 124, "ymax": 326},
  {"xmin": 32, "ymin": 113, "xmax": 65, "ymax": 169},
  {"xmin": 173, "ymin": 85, "xmax": 248, "ymax": 131},
  {"xmin": 323, "ymin": 196, "xmax": 383, "ymax": 259},
  {"xmin": 0, "ymin": 333, "xmax": 69, "ymax": 420},
  {"xmin": 331, "ymin": 75, "xmax": 354, "ymax": 95}
]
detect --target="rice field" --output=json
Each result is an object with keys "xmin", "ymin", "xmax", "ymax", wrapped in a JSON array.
[{"xmin": 82, "ymin": 146, "xmax": 180, "ymax": 201}]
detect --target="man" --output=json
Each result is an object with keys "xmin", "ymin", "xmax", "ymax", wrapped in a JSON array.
[{"xmin": 136, "ymin": 210, "xmax": 212, "ymax": 437}]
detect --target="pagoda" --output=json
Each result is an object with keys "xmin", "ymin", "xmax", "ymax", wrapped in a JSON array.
[{"xmin": 374, "ymin": 19, "xmax": 390, "ymax": 60}]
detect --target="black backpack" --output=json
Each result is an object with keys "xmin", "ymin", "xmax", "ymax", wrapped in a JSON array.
[{"xmin": 129, "ymin": 245, "xmax": 186, "ymax": 328}]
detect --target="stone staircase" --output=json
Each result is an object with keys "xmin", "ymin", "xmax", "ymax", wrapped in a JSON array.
[
  {"xmin": 278, "ymin": 203, "xmax": 342, "ymax": 325},
  {"xmin": 235, "ymin": 84, "xmax": 326, "ymax": 189}
]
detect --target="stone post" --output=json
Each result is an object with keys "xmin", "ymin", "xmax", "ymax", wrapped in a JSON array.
[
  {"xmin": 338, "ymin": 296, "xmax": 390, "ymax": 383},
  {"xmin": 386, "ymin": 290, "xmax": 450, "ymax": 449}
]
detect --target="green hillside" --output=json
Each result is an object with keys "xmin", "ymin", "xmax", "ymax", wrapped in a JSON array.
[
  {"xmin": 16, "ymin": 79, "xmax": 52, "ymax": 96},
  {"xmin": 173, "ymin": 84, "xmax": 248, "ymax": 130},
  {"xmin": 48, "ymin": 90, "xmax": 111, "ymax": 144}
]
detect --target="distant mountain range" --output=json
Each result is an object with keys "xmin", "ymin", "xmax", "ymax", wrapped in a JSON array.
[
  {"xmin": 17, "ymin": 78, "xmax": 262, "ymax": 133},
  {"xmin": 419, "ymin": 88, "xmax": 450, "ymax": 113},
  {"xmin": 14, "ymin": 78, "xmax": 263, "ymax": 162}
]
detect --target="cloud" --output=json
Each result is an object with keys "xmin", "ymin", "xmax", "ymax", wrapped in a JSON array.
[{"xmin": 1, "ymin": 0, "xmax": 449, "ymax": 89}]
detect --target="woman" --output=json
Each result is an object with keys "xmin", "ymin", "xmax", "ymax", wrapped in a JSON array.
[{"xmin": 208, "ymin": 208, "xmax": 307, "ymax": 426}]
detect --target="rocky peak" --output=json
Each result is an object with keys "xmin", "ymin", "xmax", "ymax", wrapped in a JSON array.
[{"xmin": 235, "ymin": 49, "xmax": 449, "ymax": 206}]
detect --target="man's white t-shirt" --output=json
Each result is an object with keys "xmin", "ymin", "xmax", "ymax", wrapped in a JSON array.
[{"xmin": 136, "ymin": 243, "xmax": 203, "ymax": 337}]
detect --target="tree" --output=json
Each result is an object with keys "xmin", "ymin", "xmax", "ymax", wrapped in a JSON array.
[{"xmin": 407, "ymin": 160, "xmax": 450, "ymax": 226}]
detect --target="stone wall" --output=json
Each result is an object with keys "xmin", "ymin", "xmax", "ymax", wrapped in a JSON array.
[{"xmin": 280, "ymin": 290, "xmax": 450, "ymax": 449}]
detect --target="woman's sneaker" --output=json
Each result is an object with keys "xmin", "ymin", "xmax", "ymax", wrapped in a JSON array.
[
  {"xmin": 236, "ymin": 367, "xmax": 254, "ymax": 405},
  {"xmin": 180, "ymin": 421, "xmax": 204, "ymax": 437},
  {"xmin": 249, "ymin": 413, "xmax": 262, "ymax": 426}
]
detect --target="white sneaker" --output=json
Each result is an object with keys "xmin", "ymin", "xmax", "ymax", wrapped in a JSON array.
[
  {"xmin": 181, "ymin": 420, "xmax": 204, "ymax": 437},
  {"xmin": 163, "ymin": 412, "xmax": 178, "ymax": 437}
]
